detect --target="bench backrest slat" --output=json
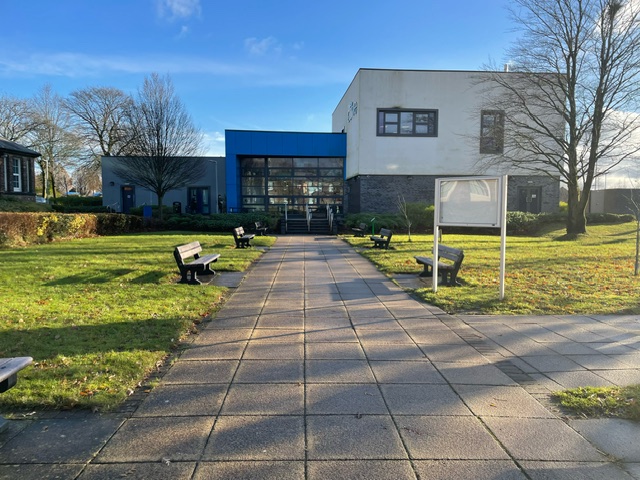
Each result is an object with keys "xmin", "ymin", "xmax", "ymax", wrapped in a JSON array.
[
  {"xmin": 234, "ymin": 227, "xmax": 245, "ymax": 237},
  {"xmin": 174, "ymin": 241, "xmax": 202, "ymax": 265},
  {"xmin": 437, "ymin": 245, "xmax": 464, "ymax": 263},
  {"xmin": 379, "ymin": 228, "xmax": 392, "ymax": 238}
]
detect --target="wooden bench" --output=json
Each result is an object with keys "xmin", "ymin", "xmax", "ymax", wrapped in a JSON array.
[
  {"xmin": 415, "ymin": 244, "xmax": 464, "ymax": 286},
  {"xmin": 352, "ymin": 223, "xmax": 367, "ymax": 237},
  {"xmin": 370, "ymin": 228, "xmax": 393, "ymax": 249},
  {"xmin": 0, "ymin": 357, "xmax": 33, "ymax": 431},
  {"xmin": 254, "ymin": 221, "xmax": 268, "ymax": 236},
  {"xmin": 173, "ymin": 241, "xmax": 220, "ymax": 285},
  {"xmin": 233, "ymin": 226, "xmax": 255, "ymax": 248}
]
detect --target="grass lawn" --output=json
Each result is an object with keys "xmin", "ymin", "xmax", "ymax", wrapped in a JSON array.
[
  {"xmin": 0, "ymin": 232, "xmax": 274, "ymax": 411},
  {"xmin": 343, "ymin": 221, "xmax": 640, "ymax": 315}
]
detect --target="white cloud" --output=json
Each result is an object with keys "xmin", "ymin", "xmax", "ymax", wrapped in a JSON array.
[
  {"xmin": 157, "ymin": 0, "xmax": 201, "ymax": 19},
  {"xmin": 202, "ymin": 131, "xmax": 225, "ymax": 156},
  {"xmin": 177, "ymin": 25, "xmax": 190, "ymax": 39},
  {"xmin": 244, "ymin": 36, "xmax": 282, "ymax": 56}
]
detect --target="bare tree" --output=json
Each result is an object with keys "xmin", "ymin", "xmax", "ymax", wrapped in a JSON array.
[
  {"xmin": 480, "ymin": 0, "xmax": 640, "ymax": 235},
  {"xmin": 73, "ymin": 164, "xmax": 102, "ymax": 195},
  {"xmin": 63, "ymin": 87, "xmax": 136, "ymax": 173},
  {"xmin": 0, "ymin": 94, "xmax": 39, "ymax": 143},
  {"xmin": 396, "ymin": 194, "xmax": 413, "ymax": 242},
  {"xmin": 29, "ymin": 85, "xmax": 82, "ymax": 198},
  {"xmin": 112, "ymin": 74, "xmax": 204, "ymax": 219}
]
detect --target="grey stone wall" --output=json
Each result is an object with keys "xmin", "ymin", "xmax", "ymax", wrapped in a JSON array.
[{"xmin": 347, "ymin": 174, "xmax": 560, "ymax": 214}]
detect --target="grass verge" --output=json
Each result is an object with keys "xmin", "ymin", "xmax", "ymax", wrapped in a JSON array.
[
  {"xmin": 553, "ymin": 386, "xmax": 640, "ymax": 421},
  {"xmin": 342, "ymin": 222, "xmax": 640, "ymax": 315},
  {"xmin": 0, "ymin": 232, "xmax": 274, "ymax": 411}
]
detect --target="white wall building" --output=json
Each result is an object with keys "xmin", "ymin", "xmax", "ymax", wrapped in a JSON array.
[{"xmin": 332, "ymin": 69, "xmax": 562, "ymax": 214}]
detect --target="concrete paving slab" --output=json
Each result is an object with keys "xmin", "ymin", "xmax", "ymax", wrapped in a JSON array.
[
  {"xmin": 356, "ymin": 330, "xmax": 415, "ymax": 344},
  {"xmin": 0, "ymin": 464, "xmax": 85, "ymax": 480},
  {"xmin": 192, "ymin": 328, "xmax": 254, "ymax": 344},
  {"xmin": 405, "ymin": 329, "xmax": 467, "ymax": 345},
  {"xmin": 306, "ymin": 414, "xmax": 408, "ymax": 460},
  {"xmin": 202, "ymin": 415, "xmax": 305, "ymax": 460},
  {"xmin": 545, "ymin": 370, "xmax": 616, "ymax": 389},
  {"xmin": 77, "ymin": 462, "xmax": 196, "ymax": 479},
  {"xmin": 544, "ymin": 342, "xmax": 600, "ymax": 355},
  {"xmin": 243, "ymin": 342, "xmax": 304, "ymax": 360},
  {"xmin": 221, "ymin": 383, "xmax": 304, "ymax": 415},
  {"xmin": 207, "ymin": 315, "xmax": 258, "ymax": 329},
  {"xmin": 369, "ymin": 360, "xmax": 446, "ymax": 384},
  {"xmin": 435, "ymin": 363, "xmax": 518, "ymax": 386},
  {"xmin": 412, "ymin": 460, "xmax": 526, "ymax": 479},
  {"xmin": 567, "ymin": 354, "xmax": 633, "ymax": 370},
  {"xmin": 233, "ymin": 360, "xmax": 304, "ymax": 383},
  {"xmin": 394, "ymin": 415, "xmax": 510, "ymax": 460},
  {"xmin": 452, "ymin": 385, "xmax": 556, "ymax": 418},
  {"xmin": 593, "ymin": 368, "xmax": 640, "ymax": 386},
  {"xmin": 307, "ymin": 460, "xmax": 416, "ymax": 480},
  {"xmin": 419, "ymin": 344, "xmax": 491, "ymax": 363},
  {"xmin": 361, "ymin": 343, "xmax": 428, "ymax": 361},
  {"xmin": 305, "ymin": 342, "xmax": 366, "ymax": 359},
  {"xmin": 0, "ymin": 416, "xmax": 124, "ymax": 464},
  {"xmin": 161, "ymin": 360, "xmax": 238, "ymax": 384},
  {"xmin": 306, "ymin": 359, "xmax": 376, "ymax": 383},
  {"xmin": 133, "ymin": 384, "xmax": 227, "ymax": 417},
  {"xmin": 305, "ymin": 327, "xmax": 359, "ymax": 343},
  {"xmin": 482, "ymin": 417, "xmax": 609, "ymax": 461},
  {"xmin": 380, "ymin": 384, "xmax": 472, "ymax": 415},
  {"xmin": 517, "ymin": 355, "xmax": 586, "ymax": 373},
  {"xmin": 627, "ymin": 463, "xmax": 640, "ymax": 479},
  {"xmin": 255, "ymin": 316, "xmax": 305, "ymax": 329},
  {"xmin": 350, "ymin": 319, "xmax": 405, "ymax": 330},
  {"xmin": 96, "ymin": 416, "xmax": 214, "ymax": 462},
  {"xmin": 306, "ymin": 383, "xmax": 388, "ymax": 414},
  {"xmin": 193, "ymin": 461, "xmax": 305, "ymax": 480},
  {"xmin": 519, "ymin": 461, "xmax": 635, "ymax": 479},
  {"xmin": 250, "ymin": 329, "xmax": 304, "ymax": 343},
  {"xmin": 569, "ymin": 419, "xmax": 640, "ymax": 462},
  {"xmin": 179, "ymin": 341, "xmax": 247, "ymax": 360}
]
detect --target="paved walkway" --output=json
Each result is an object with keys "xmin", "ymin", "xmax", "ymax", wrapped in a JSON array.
[{"xmin": 1, "ymin": 235, "xmax": 639, "ymax": 479}]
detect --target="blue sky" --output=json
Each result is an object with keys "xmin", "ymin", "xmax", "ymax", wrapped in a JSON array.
[{"xmin": 0, "ymin": 0, "xmax": 516, "ymax": 155}]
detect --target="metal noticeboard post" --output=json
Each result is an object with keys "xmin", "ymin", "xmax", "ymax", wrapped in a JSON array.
[{"xmin": 433, "ymin": 176, "xmax": 508, "ymax": 299}]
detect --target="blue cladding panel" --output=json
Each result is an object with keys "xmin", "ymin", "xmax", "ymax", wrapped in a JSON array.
[{"xmin": 225, "ymin": 130, "xmax": 346, "ymax": 212}]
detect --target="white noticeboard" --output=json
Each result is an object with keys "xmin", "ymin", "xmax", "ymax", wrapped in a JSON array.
[{"xmin": 433, "ymin": 176, "xmax": 508, "ymax": 299}]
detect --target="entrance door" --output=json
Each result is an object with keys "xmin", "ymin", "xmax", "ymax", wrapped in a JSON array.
[
  {"xmin": 121, "ymin": 185, "xmax": 135, "ymax": 213},
  {"xmin": 187, "ymin": 187, "xmax": 211, "ymax": 214},
  {"xmin": 518, "ymin": 186, "xmax": 542, "ymax": 214}
]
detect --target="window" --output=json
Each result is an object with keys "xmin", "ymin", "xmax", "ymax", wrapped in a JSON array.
[
  {"xmin": 12, "ymin": 158, "xmax": 21, "ymax": 192},
  {"xmin": 377, "ymin": 109, "xmax": 437, "ymax": 136},
  {"xmin": 480, "ymin": 110, "xmax": 504, "ymax": 154}
]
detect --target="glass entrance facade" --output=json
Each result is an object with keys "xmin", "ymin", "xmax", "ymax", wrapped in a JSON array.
[{"xmin": 240, "ymin": 156, "xmax": 344, "ymax": 214}]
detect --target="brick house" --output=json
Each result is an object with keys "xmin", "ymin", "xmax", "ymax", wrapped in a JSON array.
[{"xmin": 0, "ymin": 138, "xmax": 40, "ymax": 201}]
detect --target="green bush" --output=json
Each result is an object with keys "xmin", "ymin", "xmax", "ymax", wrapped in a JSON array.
[
  {"xmin": 344, "ymin": 213, "xmax": 402, "ymax": 232},
  {"xmin": 95, "ymin": 214, "xmax": 145, "ymax": 236},
  {"xmin": 0, "ymin": 196, "xmax": 51, "ymax": 213},
  {"xmin": 52, "ymin": 196, "xmax": 103, "ymax": 207},
  {"xmin": 162, "ymin": 212, "xmax": 273, "ymax": 233}
]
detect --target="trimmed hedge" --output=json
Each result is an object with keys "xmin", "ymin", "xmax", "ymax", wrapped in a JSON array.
[{"xmin": 0, "ymin": 213, "xmax": 144, "ymax": 247}]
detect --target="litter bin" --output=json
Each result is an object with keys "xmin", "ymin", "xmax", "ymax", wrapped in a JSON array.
[{"xmin": 173, "ymin": 201, "xmax": 181, "ymax": 214}]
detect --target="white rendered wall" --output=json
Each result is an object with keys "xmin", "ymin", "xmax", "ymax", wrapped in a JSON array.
[{"xmin": 332, "ymin": 69, "xmax": 561, "ymax": 179}]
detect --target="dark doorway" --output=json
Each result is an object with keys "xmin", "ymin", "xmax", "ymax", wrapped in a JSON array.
[
  {"xmin": 187, "ymin": 187, "xmax": 211, "ymax": 214},
  {"xmin": 121, "ymin": 185, "xmax": 135, "ymax": 214},
  {"xmin": 518, "ymin": 186, "xmax": 542, "ymax": 214}
]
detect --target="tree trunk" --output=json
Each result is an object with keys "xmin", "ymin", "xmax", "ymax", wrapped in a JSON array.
[
  {"xmin": 566, "ymin": 183, "xmax": 587, "ymax": 235},
  {"xmin": 158, "ymin": 194, "xmax": 164, "ymax": 221}
]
